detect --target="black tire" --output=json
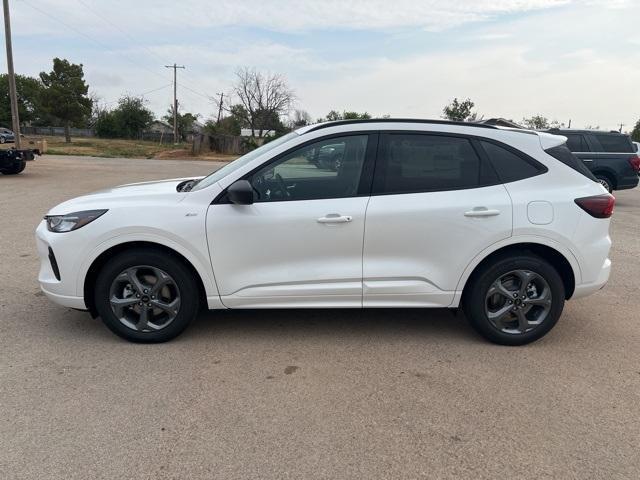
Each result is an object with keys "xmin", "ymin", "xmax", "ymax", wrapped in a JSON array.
[
  {"xmin": 462, "ymin": 253, "xmax": 565, "ymax": 346},
  {"xmin": 0, "ymin": 160, "xmax": 26, "ymax": 175},
  {"xmin": 94, "ymin": 248, "xmax": 200, "ymax": 342},
  {"xmin": 595, "ymin": 174, "xmax": 613, "ymax": 193}
]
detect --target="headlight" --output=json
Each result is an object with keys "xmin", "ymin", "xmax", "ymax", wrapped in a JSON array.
[{"xmin": 45, "ymin": 209, "xmax": 108, "ymax": 233}]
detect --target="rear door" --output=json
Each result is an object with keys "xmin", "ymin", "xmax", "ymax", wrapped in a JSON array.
[{"xmin": 362, "ymin": 133, "xmax": 512, "ymax": 307}]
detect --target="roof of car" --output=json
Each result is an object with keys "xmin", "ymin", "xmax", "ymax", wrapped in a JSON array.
[
  {"xmin": 300, "ymin": 118, "xmax": 499, "ymax": 134},
  {"xmin": 545, "ymin": 128, "xmax": 627, "ymax": 135}
]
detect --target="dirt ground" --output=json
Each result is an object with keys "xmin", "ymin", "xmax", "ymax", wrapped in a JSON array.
[{"xmin": 1, "ymin": 155, "xmax": 638, "ymax": 479}]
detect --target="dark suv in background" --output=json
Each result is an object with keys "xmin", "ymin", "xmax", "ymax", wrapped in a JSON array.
[{"xmin": 547, "ymin": 129, "xmax": 640, "ymax": 192}]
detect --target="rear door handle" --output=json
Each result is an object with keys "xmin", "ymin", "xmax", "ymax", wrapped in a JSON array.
[
  {"xmin": 317, "ymin": 214, "xmax": 353, "ymax": 224},
  {"xmin": 464, "ymin": 207, "xmax": 500, "ymax": 217}
]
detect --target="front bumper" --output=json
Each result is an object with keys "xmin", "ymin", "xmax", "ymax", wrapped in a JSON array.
[{"xmin": 36, "ymin": 221, "xmax": 87, "ymax": 309}]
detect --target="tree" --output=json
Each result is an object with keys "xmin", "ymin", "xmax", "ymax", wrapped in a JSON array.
[
  {"xmin": 163, "ymin": 105, "xmax": 199, "ymax": 141},
  {"xmin": 205, "ymin": 104, "xmax": 247, "ymax": 136},
  {"xmin": 219, "ymin": 67, "xmax": 295, "ymax": 137},
  {"xmin": 442, "ymin": 98, "xmax": 476, "ymax": 122},
  {"xmin": 290, "ymin": 109, "xmax": 312, "ymax": 128},
  {"xmin": 521, "ymin": 115, "xmax": 565, "ymax": 130},
  {"xmin": 39, "ymin": 58, "xmax": 92, "ymax": 143},
  {"xmin": 320, "ymin": 110, "xmax": 371, "ymax": 122},
  {"xmin": 94, "ymin": 95, "xmax": 154, "ymax": 139},
  {"xmin": 0, "ymin": 74, "xmax": 45, "ymax": 126},
  {"xmin": 631, "ymin": 119, "xmax": 640, "ymax": 142},
  {"xmin": 521, "ymin": 115, "xmax": 550, "ymax": 130}
]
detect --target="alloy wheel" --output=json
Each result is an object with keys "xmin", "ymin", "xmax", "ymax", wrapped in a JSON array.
[
  {"xmin": 485, "ymin": 269, "xmax": 552, "ymax": 335},
  {"xmin": 108, "ymin": 265, "xmax": 181, "ymax": 332}
]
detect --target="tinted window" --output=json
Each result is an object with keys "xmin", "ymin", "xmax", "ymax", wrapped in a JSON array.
[
  {"xmin": 481, "ymin": 141, "xmax": 545, "ymax": 183},
  {"xmin": 249, "ymin": 135, "xmax": 368, "ymax": 202},
  {"xmin": 564, "ymin": 134, "xmax": 588, "ymax": 152},
  {"xmin": 592, "ymin": 134, "xmax": 634, "ymax": 153},
  {"xmin": 545, "ymin": 145, "xmax": 597, "ymax": 181},
  {"xmin": 374, "ymin": 134, "xmax": 497, "ymax": 194}
]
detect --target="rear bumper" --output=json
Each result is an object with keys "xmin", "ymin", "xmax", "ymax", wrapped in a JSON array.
[
  {"xmin": 616, "ymin": 174, "xmax": 639, "ymax": 190},
  {"xmin": 572, "ymin": 257, "xmax": 611, "ymax": 299}
]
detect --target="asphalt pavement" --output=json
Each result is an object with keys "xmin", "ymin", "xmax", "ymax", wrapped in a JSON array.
[{"xmin": 1, "ymin": 155, "xmax": 638, "ymax": 479}]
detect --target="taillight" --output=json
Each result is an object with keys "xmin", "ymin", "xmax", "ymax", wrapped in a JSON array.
[
  {"xmin": 575, "ymin": 194, "xmax": 615, "ymax": 218},
  {"xmin": 628, "ymin": 156, "xmax": 640, "ymax": 173}
]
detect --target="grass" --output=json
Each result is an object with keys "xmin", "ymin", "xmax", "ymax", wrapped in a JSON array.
[
  {"xmin": 1, "ymin": 135, "xmax": 239, "ymax": 162},
  {"xmin": 40, "ymin": 136, "xmax": 190, "ymax": 159}
]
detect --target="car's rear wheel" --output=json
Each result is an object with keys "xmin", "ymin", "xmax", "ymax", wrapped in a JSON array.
[
  {"xmin": 462, "ymin": 253, "xmax": 565, "ymax": 345},
  {"xmin": 595, "ymin": 174, "xmax": 613, "ymax": 193},
  {"xmin": 0, "ymin": 160, "xmax": 26, "ymax": 175},
  {"xmin": 94, "ymin": 249, "xmax": 199, "ymax": 342}
]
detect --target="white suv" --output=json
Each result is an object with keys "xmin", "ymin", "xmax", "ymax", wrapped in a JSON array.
[{"xmin": 36, "ymin": 120, "xmax": 614, "ymax": 345}]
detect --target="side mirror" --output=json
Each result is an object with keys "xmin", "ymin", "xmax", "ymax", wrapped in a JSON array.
[{"xmin": 227, "ymin": 179, "xmax": 254, "ymax": 205}]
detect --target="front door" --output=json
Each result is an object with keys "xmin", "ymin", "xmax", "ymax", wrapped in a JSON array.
[{"xmin": 207, "ymin": 133, "xmax": 375, "ymax": 308}]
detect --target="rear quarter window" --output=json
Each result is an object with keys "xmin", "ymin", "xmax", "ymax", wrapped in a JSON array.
[
  {"xmin": 545, "ymin": 145, "xmax": 597, "ymax": 181},
  {"xmin": 591, "ymin": 134, "xmax": 634, "ymax": 153},
  {"xmin": 479, "ymin": 141, "xmax": 546, "ymax": 183}
]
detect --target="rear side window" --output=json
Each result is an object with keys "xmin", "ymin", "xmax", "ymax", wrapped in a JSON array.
[
  {"xmin": 545, "ymin": 145, "xmax": 597, "ymax": 181},
  {"xmin": 591, "ymin": 134, "xmax": 634, "ymax": 153},
  {"xmin": 565, "ymin": 134, "xmax": 588, "ymax": 152},
  {"xmin": 374, "ymin": 134, "xmax": 498, "ymax": 194},
  {"xmin": 480, "ymin": 141, "xmax": 545, "ymax": 183}
]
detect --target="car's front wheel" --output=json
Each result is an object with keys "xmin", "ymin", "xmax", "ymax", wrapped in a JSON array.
[
  {"xmin": 462, "ymin": 253, "xmax": 565, "ymax": 345},
  {"xmin": 94, "ymin": 248, "xmax": 200, "ymax": 342}
]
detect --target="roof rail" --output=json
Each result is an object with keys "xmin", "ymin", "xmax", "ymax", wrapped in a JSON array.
[{"xmin": 305, "ymin": 118, "xmax": 499, "ymax": 133}]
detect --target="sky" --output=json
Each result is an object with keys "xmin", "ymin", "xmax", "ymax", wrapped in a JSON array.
[{"xmin": 5, "ymin": 0, "xmax": 640, "ymax": 130}]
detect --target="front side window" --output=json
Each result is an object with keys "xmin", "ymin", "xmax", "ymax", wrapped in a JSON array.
[
  {"xmin": 565, "ymin": 134, "xmax": 588, "ymax": 152},
  {"xmin": 191, "ymin": 132, "xmax": 299, "ymax": 192},
  {"xmin": 249, "ymin": 135, "xmax": 369, "ymax": 202},
  {"xmin": 374, "ymin": 134, "xmax": 497, "ymax": 194}
]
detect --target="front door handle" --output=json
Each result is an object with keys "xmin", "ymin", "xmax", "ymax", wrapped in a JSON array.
[
  {"xmin": 317, "ymin": 214, "xmax": 353, "ymax": 224},
  {"xmin": 464, "ymin": 207, "xmax": 501, "ymax": 217}
]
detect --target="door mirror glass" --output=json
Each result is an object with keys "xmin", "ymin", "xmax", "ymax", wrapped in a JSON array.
[{"xmin": 227, "ymin": 180, "xmax": 254, "ymax": 205}]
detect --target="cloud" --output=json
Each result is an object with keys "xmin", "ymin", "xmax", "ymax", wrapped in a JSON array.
[
  {"xmin": 9, "ymin": 0, "xmax": 640, "ymax": 130},
  {"xmin": 15, "ymin": 0, "xmax": 572, "ymax": 36}
]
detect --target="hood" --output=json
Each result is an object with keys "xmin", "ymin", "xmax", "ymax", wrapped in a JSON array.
[{"xmin": 47, "ymin": 177, "xmax": 204, "ymax": 215}]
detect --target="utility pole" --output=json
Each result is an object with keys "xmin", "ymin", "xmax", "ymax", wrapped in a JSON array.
[
  {"xmin": 3, "ymin": 0, "xmax": 21, "ymax": 148},
  {"xmin": 619, "ymin": 123, "xmax": 624, "ymax": 133},
  {"xmin": 216, "ymin": 92, "xmax": 224, "ymax": 124},
  {"xmin": 164, "ymin": 63, "xmax": 185, "ymax": 143},
  {"xmin": 568, "ymin": 119, "xmax": 571, "ymax": 128}
]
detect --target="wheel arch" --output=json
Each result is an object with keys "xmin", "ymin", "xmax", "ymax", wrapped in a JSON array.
[
  {"xmin": 591, "ymin": 168, "xmax": 617, "ymax": 189},
  {"xmin": 83, "ymin": 241, "xmax": 209, "ymax": 318},
  {"xmin": 457, "ymin": 240, "xmax": 578, "ymax": 306}
]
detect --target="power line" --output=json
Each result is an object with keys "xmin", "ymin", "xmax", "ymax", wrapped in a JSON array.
[
  {"xmin": 75, "ymin": 0, "xmax": 169, "ymax": 67},
  {"xmin": 101, "ymin": 83, "xmax": 172, "ymax": 106},
  {"xmin": 75, "ymin": 0, "xmax": 213, "ymax": 101},
  {"xmin": 22, "ymin": 0, "xmax": 217, "ymax": 113},
  {"xmin": 177, "ymin": 82, "xmax": 212, "ymax": 100},
  {"xmin": 21, "ymin": 0, "xmax": 171, "ymax": 84}
]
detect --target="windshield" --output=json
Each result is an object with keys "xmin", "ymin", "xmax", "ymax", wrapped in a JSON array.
[{"xmin": 191, "ymin": 132, "xmax": 299, "ymax": 191}]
